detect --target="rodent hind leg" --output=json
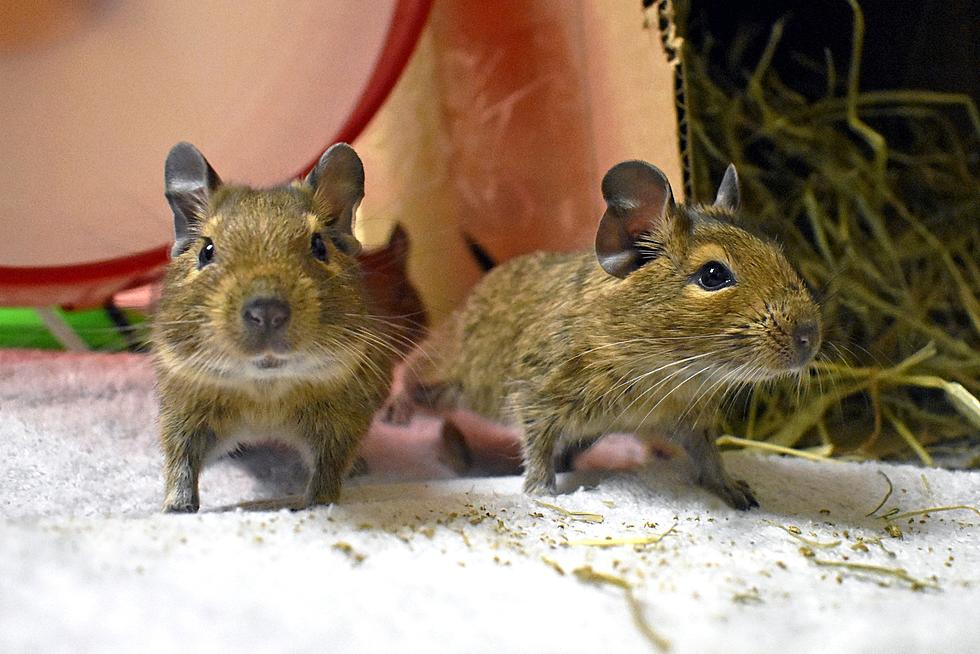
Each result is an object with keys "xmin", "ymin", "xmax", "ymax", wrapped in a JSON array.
[
  {"xmin": 679, "ymin": 429, "xmax": 758, "ymax": 510},
  {"xmin": 382, "ymin": 379, "xmax": 462, "ymax": 425},
  {"xmin": 381, "ymin": 391, "xmax": 416, "ymax": 425},
  {"xmin": 162, "ymin": 426, "xmax": 215, "ymax": 513},
  {"xmin": 381, "ymin": 326, "xmax": 459, "ymax": 425}
]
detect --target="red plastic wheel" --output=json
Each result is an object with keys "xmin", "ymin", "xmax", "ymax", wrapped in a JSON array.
[{"xmin": 0, "ymin": 0, "xmax": 432, "ymax": 307}]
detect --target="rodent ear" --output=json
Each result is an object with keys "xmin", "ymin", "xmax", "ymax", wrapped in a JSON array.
[
  {"xmin": 306, "ymin": 143, "xmax": 365, "ymax": 256},
  {"xmin": 713, "ymin": 163, "xmax": 740, "ymax": 213},
  {"xmin": 595, "ymin": 160, "xmax": 675, "ymax": 278},
  {"xmin": 386, "ymin": 223, "xmax": 410, "ymax": 261},
  {"xmin": 165, "ymin": 142, "xmax": 221, "ymax": 256}
]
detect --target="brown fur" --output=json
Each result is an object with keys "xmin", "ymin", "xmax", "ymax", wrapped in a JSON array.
[
  {"xmin": 390, "ymin": 161, "xmax": 821, "ymax": 509},
  {"xmin": 356, "ymin": 224, "xmax": 428, "ymax": 353},
  {"xmin": 154, "ymin": 143, "xmax": 391, "ymax": 512}
]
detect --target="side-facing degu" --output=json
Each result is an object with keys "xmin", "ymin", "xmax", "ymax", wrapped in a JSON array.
[{"xmin": 388, "ymin": 161, "xmax": 822, "ymax": 509}]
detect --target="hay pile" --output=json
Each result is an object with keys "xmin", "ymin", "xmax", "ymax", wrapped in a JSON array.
[{"xmin": 660, "ymin": 0, "xmax": 980, "ymax": 462}]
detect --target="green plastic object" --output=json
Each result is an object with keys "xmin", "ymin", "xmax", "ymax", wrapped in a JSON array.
[{"xmin": 0, "ymin": 307, "xmax": 147, "ymax": 351}]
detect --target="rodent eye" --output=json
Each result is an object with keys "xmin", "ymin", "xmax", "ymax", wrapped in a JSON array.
[
  {"xmin": 311, "ymin": 232, "xmax": 328, "ymax": 262},
  {"xmin": 695, "ymin": 260, "xmax": 735, "ymax": 291},
  {"xmin": 198, "ymin": 237, "xmax": 215, "ymax": 269}
]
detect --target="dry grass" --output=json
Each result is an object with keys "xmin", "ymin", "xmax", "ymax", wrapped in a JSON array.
[{"xmin": 661, "ymin": 0, "xmax": 980, "ymax": 461}]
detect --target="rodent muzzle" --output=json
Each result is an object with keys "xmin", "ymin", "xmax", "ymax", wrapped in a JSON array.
[
  {"xmin": 790, "ymin": 319, "xmax": 821, "ymax": 368},
  {"xmin": 241, "ymin": 296, "xmax": 292, "ymax": 351}
]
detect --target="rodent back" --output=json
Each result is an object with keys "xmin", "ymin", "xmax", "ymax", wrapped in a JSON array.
[
  {"xmin": 441, "ymin": 161, "xmax": 822, "ymax": 407},
  {"xmin": 445, "ymin": 251, "xmax": 600, "ymax": 415}
]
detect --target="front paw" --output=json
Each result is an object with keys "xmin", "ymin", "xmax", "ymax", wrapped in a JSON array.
[
  {"xmin": 163, "ymin": 501, "xmax": 199, "ymax": 514},
  {"xmin": 304, "ymin": 486, "xmax": 340, "ymax": 508},
  {"xmin": 522, "ymin": 473, "xmax": 558, "ymax": 496}
]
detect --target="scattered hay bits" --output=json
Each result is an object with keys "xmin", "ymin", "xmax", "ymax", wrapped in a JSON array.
[
  {"xmin": 866, "ymin": 537, "xmax": 898, "ymax": 559},
  {"xmin": 732, "ymin": 587, "xmax": 764, "ymax": 604},
  {"xmin": 542, "ymin": 556, "xmax": 565, "ymax": 576},
  {"xmin": 571, "ymin": 566, "xmax": 671, "ymax": 652},
  {"xmin": 811, "ymin": 559, "xmax": 938, "ymax": 591},
  {"xmin": 332, "ymin": 541, "xmax": 366, "ymax": 565},
  {"xmin": 885, "ymin": 524, "xmax": 903, "ymax": 539},
  {"xmin": 865, "ymin": 471, "xmax": 894, "ymax": 518},
  {"xmin": 774, "ymin": 523, "xmax": 841, "ymax": 549},
  {"xmin": 567, "ymin": 524, "xmax": 677, "ymax": 549},
  {"xmin": 535, "ymin": 501, "xmax": 605, "ymax": 523},
  {"xmin": 572, "ymin": 565, "xmax": 631, "ymax": 590},
  {"xmin": 886, "ymin": 505, "xmax": 980, "ymax": 522},
  {"xmin": 624, "ymin": 591, "xmax": 672, "ymax": 653}
]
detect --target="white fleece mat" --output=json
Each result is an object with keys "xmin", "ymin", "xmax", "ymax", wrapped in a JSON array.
[{"xmin": 2, "ymin": 351, "xmax": 979, "ymax": 653}]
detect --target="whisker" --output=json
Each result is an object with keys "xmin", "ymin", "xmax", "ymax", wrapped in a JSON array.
[
  {"xmin": 607, "ymin": 358, "xmax": 708, "ymax": 426},
  {"xmin": 636, "ymin": 365, "xmax": 713, "ymax": 430},
  {"xmin": 569, "ymin": 333, "xmax": 736, "ymax": 362},
  {"xmin": 605, "ymin": 350, "xmax": 719, "ymax": 399}
]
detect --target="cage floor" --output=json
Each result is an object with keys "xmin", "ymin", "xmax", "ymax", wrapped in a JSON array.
[{"xmin": 2, "ymin": 350, "xmax": 979, "ymax": 653}]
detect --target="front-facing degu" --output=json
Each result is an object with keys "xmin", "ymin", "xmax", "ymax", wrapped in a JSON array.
[
  {"xmin": 153, "ymin": 142, "xmax": 391, "ymax": 512},
  {"xmin": 389, "ymin": 160, "xmax": 822, "ymax": 509}
]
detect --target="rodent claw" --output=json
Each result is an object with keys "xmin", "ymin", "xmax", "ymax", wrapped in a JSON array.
[
  {"xmin": 381, "ymin": 395, "xmax": 416, "ymax": 425},
  {"xmin": 724, "ymin": 479, "xmax": 759, "ymax": 511},
  {"xmin": 523, "ymin": 478, "xmax": 558, "ymax": 496},
  {"xmin": 162, "ymin": 503, "xmax": 199, "ymax": 514}
]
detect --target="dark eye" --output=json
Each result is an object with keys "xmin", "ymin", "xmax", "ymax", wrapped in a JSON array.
[
  {"xmin": 311, "ymin": 232, "xmax": 328, "ymax": 262},
  {"xmin": 695, "ymin": 260, "xmax": 734, "ymax": 290},
  {"xmin": 198, "ymin": 237, "xmax": 215, "ymax": 269}
]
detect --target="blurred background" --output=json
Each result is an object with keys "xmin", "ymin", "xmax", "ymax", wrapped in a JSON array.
[{"xmin": 1, "ymin": 0, "xmax": 977, "ymax": 466}]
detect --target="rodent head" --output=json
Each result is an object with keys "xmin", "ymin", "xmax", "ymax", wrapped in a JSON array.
[
  {"xmin": 155, "ymin": 142, "xmax": 371, "ymax": 385},
  {"xmin": 594, "ymin": 161, "xmax": 821, "ymax": 383}
]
